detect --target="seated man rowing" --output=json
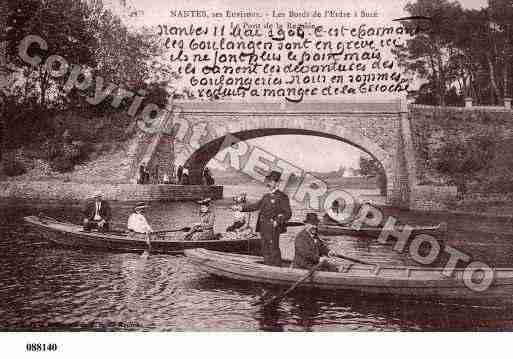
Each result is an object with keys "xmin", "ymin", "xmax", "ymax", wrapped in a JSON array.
[
  {"xmin": 83, "ymin": 191, "xmax": 111, "ymax": 232},
  {"xmin": 293, "ymin": 213, "xmax": 350, "ymax": 272},
  {"xmin": 127, "ymin": 202, "xmax": 153, "ymax": 238}
]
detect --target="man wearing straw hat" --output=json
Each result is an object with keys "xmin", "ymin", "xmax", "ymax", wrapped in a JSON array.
[
  {"xmin": 127, "ymin": 202, "xmax": 153, "ymax": 238},
  {"xmin": 233, "ymin": 170, "xmax": 292, "ymax": 266},
  {"xmin": 82, "ymin": 191, "xmax": 111, "ymax": 232}
]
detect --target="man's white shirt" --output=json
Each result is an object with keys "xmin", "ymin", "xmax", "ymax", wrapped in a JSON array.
[{"xmin": 127, "ymin": 213, "xmax": 153, "ymax": 233}]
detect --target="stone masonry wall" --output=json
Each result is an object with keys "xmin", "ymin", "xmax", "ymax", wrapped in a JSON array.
[
  {"xmin": 406, "ymin": 104, "xmax": 513, "ymax": 210},
  {"xmin": 142, "ymin": 100, "xmax": 428, "ymax": 209},
  {"xmin": 0, "ymin": 181, "xmax": 222, "ymax": 202},
  {"xmin": 409, "ymin": 104, "xmax": 513, "ymax": 187},
  {"xmin": 182, "ymin": 113, "xmax": 405, "ymax": 205}
]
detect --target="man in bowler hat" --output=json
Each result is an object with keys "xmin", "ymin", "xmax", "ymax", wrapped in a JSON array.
[
  {"xmin": 293, "ymin": 213, "xmax": 343, "ymax": 272},
  {"xmin": 233, "ymin": 170, "xmax": 292, "ymax": 266}
]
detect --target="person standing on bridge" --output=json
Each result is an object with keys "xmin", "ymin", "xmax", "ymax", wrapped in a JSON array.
[
  {"xmin": 232, "ymin": 170, "xmax": 292, "ymax": 266},
  {"xmin": 177, "ymin": 165, "xmax": 183, "ymax": 184},
  {"xmin": 203, "ymin": 167, "xmax": 215, "ymax": 186},
  {"xmin": 181, "ymin": 167, "xmax": 190, "ymax": 185}
]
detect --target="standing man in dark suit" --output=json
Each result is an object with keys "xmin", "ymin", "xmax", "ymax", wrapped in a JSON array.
[
  {"xmin": 233, "ymin": 170, "xmax": 292, "ymax": 266},
  {"xmin": 83, "ymin": 191, "xmax": 112, "ymax": 232}
]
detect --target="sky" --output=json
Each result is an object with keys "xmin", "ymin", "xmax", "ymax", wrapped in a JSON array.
[{"xmin": 109, "ymin": 0, "xmax": 488, "ymax": 172}]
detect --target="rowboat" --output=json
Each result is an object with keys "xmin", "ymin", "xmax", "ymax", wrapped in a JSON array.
[
  {"xmin": 24, "ymin": 215, "xmax": 252, "ymax": 254},
  {"xmin": 318, "ymin": 222, "xmax": 447, "ymax": 238},
  {"xmin": 185, "ymin": 248, "xmax": 513, "ymax": 304}
]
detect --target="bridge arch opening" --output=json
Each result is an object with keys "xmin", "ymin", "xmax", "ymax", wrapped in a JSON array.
[{"xmin": 182, "ymin": 127, "xmax": 393, "ymax": 204}]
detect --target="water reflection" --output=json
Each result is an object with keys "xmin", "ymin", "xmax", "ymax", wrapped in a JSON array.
[
  {"xmin": 256, "ymin": 304, "xmax": 285, "ymax": 332},
  {"xmin": 288, "ymin": 294, "xmax": 322, "ymax": 331}
]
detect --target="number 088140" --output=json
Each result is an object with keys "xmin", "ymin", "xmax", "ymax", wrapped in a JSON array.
[{"xmin": 26, "ymin": 343, "xmax": 58, "ymax": 351}]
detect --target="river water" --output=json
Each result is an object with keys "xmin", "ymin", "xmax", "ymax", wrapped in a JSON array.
[{"xmin": 2, "ymin": 196, "xmax": 513, "ymax": 331}]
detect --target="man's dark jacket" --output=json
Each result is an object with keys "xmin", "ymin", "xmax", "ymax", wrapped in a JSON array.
[
  {"xmin": 241, "ymin": 190, "xmax": 292, "ymax": 234},
  {"xmin": 83, "ymin": 200, "xmax": 112, "ymax": 221},
  {"xmin": 293, "ymin": 228, "xmax": 330, "ymax": 269}
]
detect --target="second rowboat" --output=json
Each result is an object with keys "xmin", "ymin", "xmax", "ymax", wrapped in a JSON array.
[{"xmin": 24, "ymin": 215, "xmax": 253, "ymax": 254}]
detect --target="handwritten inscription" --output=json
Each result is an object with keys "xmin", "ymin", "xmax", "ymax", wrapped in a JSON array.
[{"xmin": 159, "ymin": 16, "xmax": 416, "ymax": 101}]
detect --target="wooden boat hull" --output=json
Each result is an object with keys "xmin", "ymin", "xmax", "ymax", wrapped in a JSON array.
[
  {"xmin": 24, "ymin": 216, "xmax": 251, "ymax": 254},
  {"xmin": 318, "ymin": 223, "xmax": 446, "ymax": 238},
  {"xmin": 185, "ymin": 249, "xmax": 513, "ymax": 304}
]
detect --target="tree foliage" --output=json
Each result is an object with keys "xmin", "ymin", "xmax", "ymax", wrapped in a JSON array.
[
  {"xmin": 2, "ymin": 0, "xmax": 173, "ymax": 152},
  {"xmin": 396, "ymin": 0, "xmax": 513, "ymax": 105},
  {"xmin": 359, "ymin": 156, "xmax": 383, "ymax": 177},
  {"xmin": 358, "ymin": 155, "xmax": 387, "ymax": 196},
  {"xmin": 6, "ymin": 0, "xmax": 97, "ymax": 106},
  {"xmin": 432, "ymin": 133, "xmax": 495, "ymax": 195}
]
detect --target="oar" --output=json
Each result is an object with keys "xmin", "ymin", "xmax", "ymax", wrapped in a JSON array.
[
  {"xmin": 329, "ymin": 253, "xmax": 376, "ymax": 266},
  {"xmin": 39, "ymin": 215, "xmax": 76, "ymax": 226},
  {"xmin": 141, "ymin": 233, "xmax": 152, "ymax": 259},
  {"xmin": 152, "ymin": 227, "xmax": 191, "ymax": 235},
  {"xmin": 247, "ymin": 212, "xmax": 252, "ymax": 254},
  {"xmin": 261, "ymin": 261, "xmax": 325, "ymax": 307},
  {"xmin": 286, "ymin": 221, "xmax": 306, "ymax": 227}
]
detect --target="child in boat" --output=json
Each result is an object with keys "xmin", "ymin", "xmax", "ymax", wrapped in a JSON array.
[
  {"xmin": 226, "ymin": 193, "xmax": 249, "ymax": 232},
  {"xmin": 184, "ymin": 198, "xmax": 216, "ymax": 241}
]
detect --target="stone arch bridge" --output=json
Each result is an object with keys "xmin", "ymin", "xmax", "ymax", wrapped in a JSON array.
[{"xmin": 136, "ymin": 100, "xmax": 453, "ymax": 209}]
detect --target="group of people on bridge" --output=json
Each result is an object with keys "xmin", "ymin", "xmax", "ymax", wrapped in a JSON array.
[{"xmin": 137, "ymin": 162, "xmax": 215, "ymax": 186}]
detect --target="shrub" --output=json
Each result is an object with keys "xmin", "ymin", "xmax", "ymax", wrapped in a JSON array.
[
  {"xmin": 479, "ymin": 176, "xmax": 513, "ymax": 194},
  {"xmin": 3, "ymin": 160, "xmax": 27, "ymax": 177},
  {"xmin": 72, "ymin": 141, "xmax": 93, "ymax": 164},
  {"xmin": 46, "ymin": 140, "xmax": 94, "ymax": 173},
  {"xmin": 50, "ymin": 156, "xmax": 75, "ymax": 173}
]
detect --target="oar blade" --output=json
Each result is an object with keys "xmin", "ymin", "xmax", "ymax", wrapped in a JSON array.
[
  {"xmin": 261, "ymin": 262, "xmax": 324, "ymax": 307},
  {"xmin": 286, "ymin": 221, "xmax": 305, "ymax": 227},
  {"xmin": 153, "ymin": 227, "xmax": 192, "ymax": 235}
]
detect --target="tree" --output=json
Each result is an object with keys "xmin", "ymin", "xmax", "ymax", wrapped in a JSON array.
[
  {"xmin": 6, "ymin": 0, "xmax": 97, "ymax": 107},
  {"xmin": 432, "ymin": 133, "xmax": 495, "ymax": 198},
  {"xmin": 394, "ymin": 0, "xmax": 465, "ymax": 106},
  {"xmin": 358, "ymin": 155, "xmax": 387, "ymax": 196},
  {"xmin": 396, "ymin": 0, "xmax": 513, "ymax": 105},
  {"xmin": 487, "ymin": 0, "xmax": 513, "ymax": 100}
]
